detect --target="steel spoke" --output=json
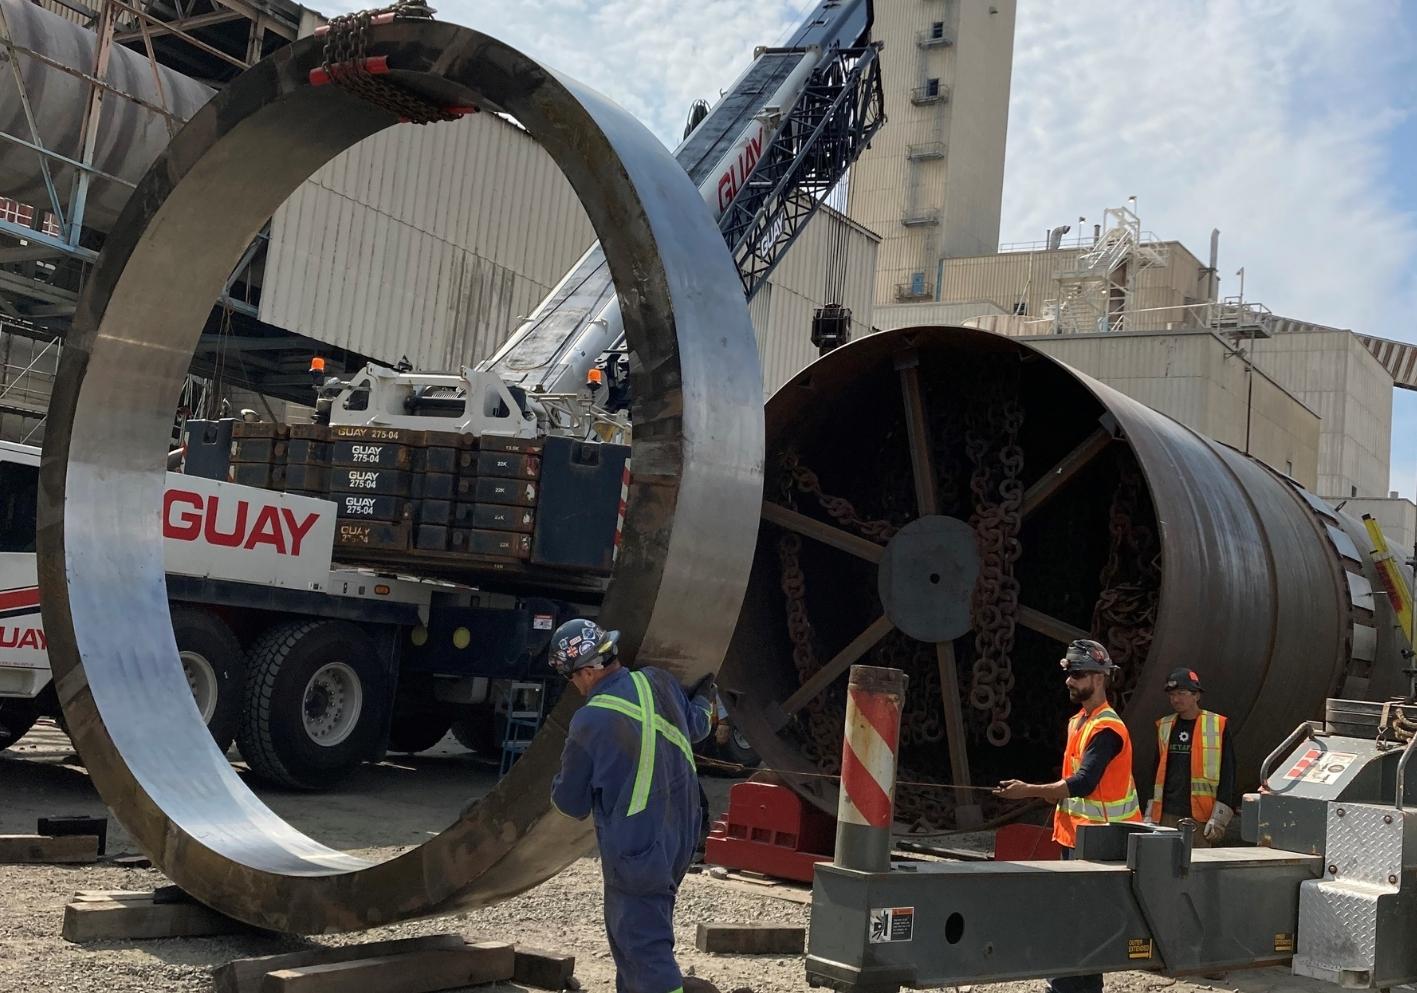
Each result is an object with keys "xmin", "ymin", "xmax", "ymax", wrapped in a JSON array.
[
  {"xmin": 1016, "ymin": 604, "xmax": 1090, "ymax": 645},
  {"xmin": 780, "ymin": 615, "xmax": 896, "ymax": 718},
  {"xmin": 897, "ymin": 352, "xmax": 939, "ymax": 517},
  {"xmin": 935, "ymin": 640, "xmax": 976, "ymax": 802},
  {"xmin": 1020, "ymin": 424, "xmax": 1114, "ymax": 520},
  {"xmin": 762, "ymin": 501, "xmax": 884, "ymax": 564}
]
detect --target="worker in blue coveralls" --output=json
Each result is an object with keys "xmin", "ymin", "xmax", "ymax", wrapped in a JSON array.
[{"xmin": 549, "ymin": 617, "xmax": 719, "ymax": 993}]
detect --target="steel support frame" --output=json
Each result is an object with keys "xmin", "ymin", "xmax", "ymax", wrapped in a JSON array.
[
  {"xmin": 717, "ymin": 44, "xmax": 886, "ymax": 300},
  {"xmin": 805, "ymin": 825, "xmax": 1320, "ymax": 993}
]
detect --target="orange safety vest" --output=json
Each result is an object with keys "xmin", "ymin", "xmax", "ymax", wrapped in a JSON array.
[
  {"xmin": 1053, "ymin": 703, "xmax": 1142, "ymax": 848},
  {"xmin": 1149, "ymin": 710, "xmax": 1226, "ymax": 822}
]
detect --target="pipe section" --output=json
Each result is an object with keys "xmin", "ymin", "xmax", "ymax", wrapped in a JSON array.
[
  {"xmin": 38, "ymin": 21, "xmax": 762, "ymax": 932},
  {"xmin": 724, "ymin": 326, "xmax": 1397, "ymax": 830}
]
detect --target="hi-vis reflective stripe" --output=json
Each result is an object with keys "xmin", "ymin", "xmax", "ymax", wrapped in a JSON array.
[
  {"xmin": 1199, "ymin": 711, "xmax": 1222, "ymax": 783},
  {"xmin": 1059, "ymin": 789, "xmax": 1142, "ymax": 823},
  {"xmin": 584, "ymin": 673, "xmax": 697, "ymax": 816}
]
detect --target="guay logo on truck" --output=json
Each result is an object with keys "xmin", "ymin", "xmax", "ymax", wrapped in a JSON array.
[
  {"xmin": 0, "ymin": 586, "xmax": 44, "ymax": 655},
  {"xmin": 164, "ymin": 489, "xmax": 321, "ymax": 555}
]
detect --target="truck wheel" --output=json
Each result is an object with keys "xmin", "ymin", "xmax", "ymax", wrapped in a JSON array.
[
  {"xmin": 721, "ymin": 725, "xmax": 760, "ymax": 769},
  {"xmin": 0, "ymin": 698, "xmax": 38, "ymax": 751},
  {"xmin": 388, "ymin": 708, "xmax": 453, "ymax": 754},
  {"xmin": 450, "ymin": 704, "xmax": 504, "ymax": 756},
  {"xmin": 238, "ymin": 620, "xmax": 387, "ymax": 789},
  {"xmin": 170, "ymin": 607, "xmax": 244, "ymax": 754}
]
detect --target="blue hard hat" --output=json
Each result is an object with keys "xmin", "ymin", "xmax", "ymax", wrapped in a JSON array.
[{"xmin": 549, "ymin": 618, "xmax": 620, "ymax": 677}]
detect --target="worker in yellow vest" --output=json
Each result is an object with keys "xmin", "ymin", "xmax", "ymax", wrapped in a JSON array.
[
  {"xmin": 995, "ymin": 639, "xmax": 1142, "ymax": 993},
  {"xmin": 1148, "ymin": 668, "xmax": 1236, "ymax": 845}
]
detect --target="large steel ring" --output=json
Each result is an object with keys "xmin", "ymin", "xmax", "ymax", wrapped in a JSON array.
[{"xmin": 37, "ymin": 21, "xmax": 763, "ymax": 934}]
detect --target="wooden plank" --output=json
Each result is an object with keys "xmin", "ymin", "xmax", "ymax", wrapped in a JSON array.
[
  {"xmin": 695, "ymin": 923, "xmax": 806, "ymax": 955},
  {"xmin": 0, "ymin": 834, "xmax": 98, "ymax": 864},
  {"xmin": 261, "ymin": 942, "xmax": 514, "ymax": 993},
  {"xmin": 214, "ymin": 934, "xmax": 468, "ymax": 993},
  {"xmin": 513, "ymin": 946, "xmax": 577, "ymax": 990},
  {"xmin": 61, "ymin": 894, "xmax": 246, "ymax": 943}
]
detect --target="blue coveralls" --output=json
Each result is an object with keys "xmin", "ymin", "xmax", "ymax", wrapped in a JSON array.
[{"xmin": 551, "ymin": 666, "xmax": 713, "ymax": 993}]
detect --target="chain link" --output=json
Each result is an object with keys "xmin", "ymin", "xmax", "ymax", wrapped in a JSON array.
[
  {"xmin": 1091, "ymin": 455, "xmax": 1159, "ymax": 707},
  {"xmin": 321, "ymin": 0, "xmax": 463, "ymax": 125},
  {"xmin": 962, "ymin": 367, "xmax": 1024, "ymax": 747}
]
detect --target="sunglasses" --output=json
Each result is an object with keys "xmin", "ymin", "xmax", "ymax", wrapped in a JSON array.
[{"xmin": 1063, "ymin": 671, "xmax": 1096, "ymax": 681}]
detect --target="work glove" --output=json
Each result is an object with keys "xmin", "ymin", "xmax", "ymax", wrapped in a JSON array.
[
  {"xmin": 687, "ymin": 672, "xmax": 716, "ymax": 702},
  {"xmin": 1203, "ymin": 801, "xmax": 1235, "ymax": 842}
]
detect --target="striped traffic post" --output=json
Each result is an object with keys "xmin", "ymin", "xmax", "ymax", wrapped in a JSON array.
[{"xmin": 834, "ymin": 664, "xmax": 908, "ymax": 872}]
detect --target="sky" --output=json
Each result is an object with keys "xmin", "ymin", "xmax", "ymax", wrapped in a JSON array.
[{"xmin": 324, "ymin": 0, "xmax": 1417, "ymax": 495}]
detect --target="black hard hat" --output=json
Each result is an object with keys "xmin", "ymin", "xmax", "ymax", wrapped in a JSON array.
[
  {"xmin": 1060, "ymin": 639, "xmax": 1115, "ymax": 674},
  {"xmin": 1165, "ymin": 667, "xmax": 1203, "ymax": 693},
  {"xmin": 548, "ymin": 618, "xmax": 619, "ymax": 677}
]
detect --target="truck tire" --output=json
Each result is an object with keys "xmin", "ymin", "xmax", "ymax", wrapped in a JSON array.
[
  {"xmin": 170, "ymin": 607, "xmax": 244, "ymax": 754},
  {"xmin": 238, "ymin": 620, "xmax": 388, "ymax": 790},
  {"xmin": 388, "ymin": 708, "xmax": 453, "ymax": 754},
  {"xmin": 721, "ymin": 725, "xmax": 761, "ymax": 770},
  {"xmin": 0, "ymin": 698, "xmax": 38, "ymax": 751},
  {"xmin": 450, "ymin": 704, "xmax": 504, "ymax": 756}
]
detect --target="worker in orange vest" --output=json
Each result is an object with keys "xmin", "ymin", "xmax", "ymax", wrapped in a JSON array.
[
  {"xmin": 995, "ymin": 639, "xmax": 1142, "ymax": 993},
  {"xmin": 1147, "ymin": 668, "xmax": 1236, "ymax": 845}
]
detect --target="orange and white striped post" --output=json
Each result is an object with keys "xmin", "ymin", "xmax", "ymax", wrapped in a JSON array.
[{"xmin": 834, "ymin": 664, "xmax": 907, "ymax": 872}]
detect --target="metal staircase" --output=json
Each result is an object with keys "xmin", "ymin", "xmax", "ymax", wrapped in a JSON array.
[{"xmin": 1051, "ymin": 205, "xmax": 1168, "ymax": 333}]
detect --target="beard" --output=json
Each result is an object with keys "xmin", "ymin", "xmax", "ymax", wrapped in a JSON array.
[{"xmin": 1068, "ymin": 683, "xmax": 1085, "ymax": 704}]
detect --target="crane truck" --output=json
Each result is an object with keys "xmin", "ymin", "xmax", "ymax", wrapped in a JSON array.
[{"xmin": 0, "ymin": 0, "xmax": 879, "ymax": 787}]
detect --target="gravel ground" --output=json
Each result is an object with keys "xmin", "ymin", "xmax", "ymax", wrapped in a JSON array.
[{"xmin": 0, "ymin": 721, "xmax": 1350, "ymax": 993}]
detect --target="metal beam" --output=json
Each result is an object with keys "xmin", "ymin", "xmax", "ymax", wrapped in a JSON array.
[
  {"xmin": 0, "ymin": 271, "xmax": 79, "ymax": 307},
  {"xmin": 107, "ymin": 0, "xmax": 249, "ymax": 69},
  {"xmin": 0, "ymin": 37, "xmax": 184, "ymax": 123},
  {"xmin": 0, "ymin": 218, "xmax": 99, "ymax": 262},
  {"xmin": 194, "ymin": 334, "xmax": 310, "ymax": 354},
  {"xmin": 0, "ymin": 128, "xmax": 138, "ymax": 189},
  {"xmin": 115, "ymin": 9, "xmax": 244, "ymax": 43},
  {"xmin": 0, "ymin": 2, "xmax": 67, "ymax": 230},
  {"xmin": 210, "ymin": 0, "xmax": 297, "ymax": 39}
]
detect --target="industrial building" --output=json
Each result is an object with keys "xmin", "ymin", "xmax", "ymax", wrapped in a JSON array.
[{"xmin": 844, "ymin": 0, "xmax": 1015, "ymax": 308}]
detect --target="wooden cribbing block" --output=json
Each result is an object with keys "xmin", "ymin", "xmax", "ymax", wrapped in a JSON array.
[
  {"xmin": 260, "ymin": 941, "xmax": 514, "ymax": 993},
  {"xmin": 695, "ymin": 923, "xmax": 806, "ymax": 955},
  {"xmin": 0, "ymin": 834, "xmax": 98, "ymax": 864},
  {"xmin": 513, "ymin": 946, "xmax": 577, "ymax": 989},
  {"xmin": 62, "ymin": 890, "xmax": 248, "ymax": 942},
  {"xmin": 213, "ymin": 933, "xmax": 467, "ymax": 993}
]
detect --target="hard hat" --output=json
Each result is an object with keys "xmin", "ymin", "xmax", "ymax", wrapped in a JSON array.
[
  {"xmin": 549, "ymin": 618, "xmax": 620, "ymax": 677},
  {"xmin": 1164, "ymin": 667, "xmax": 1203, "ymax": 693},
  {"xmin": 1059, "ymin": 639, "xmax": 1116, "ymax": 675}
]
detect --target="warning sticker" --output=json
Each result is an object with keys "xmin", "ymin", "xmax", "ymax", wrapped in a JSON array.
[
  {"xmin": 1275, "ymin": 933, "xmax": 1295, "ymax": 953},
  {"xmin": 533, "ymin": 614, "xmax": 554, "ymax": 631},
  {"xmin": 1301, "ymin": 752, "xmax": 1357, "ymax": 785},
  {"xmin": 1283, "ymin": 747, "xmax": 1322, "ymax": 780},
  {"xmin": 869, "ymin": 907, "xmax": 915, "ymax": 944},
  {"xmin": 1128, "ymin": 938, "xmax": 1153, "ymax": 960},
  {"xmin": 1282, "ymin": 748, "xmax": 1358, "ymax": 783}
]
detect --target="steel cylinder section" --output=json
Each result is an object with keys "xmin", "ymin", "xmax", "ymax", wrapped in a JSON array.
[
  {"xmin": 38, "ymin": 22, "xmax": 762, "ymax": 933},
  {"xmin": 835, "ymin": 665, "xmax": 906, "ymax": 873},
  {"xmin": 723, "ymin": 326, "xmax": 1399, "ymax": 832},
  {"xmin": 0, "ymin": 0, "xmax": 215, "ymax": 231}
]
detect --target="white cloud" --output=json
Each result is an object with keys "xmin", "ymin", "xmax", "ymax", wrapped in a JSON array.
[
  {"xmin": 1003, "ymin": 1, "xmax": 1417, "ymax": 333},
  {"xmin": 320, "ymin": 0, "xmax": 817, "ymax": 144}
]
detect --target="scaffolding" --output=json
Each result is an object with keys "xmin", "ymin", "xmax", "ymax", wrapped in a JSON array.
[{"xmin": 0, "ymin": 0, "xmax": 308, "ymax": 440}]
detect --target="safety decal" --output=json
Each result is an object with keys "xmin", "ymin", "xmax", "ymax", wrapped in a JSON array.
[
  {"xmin": 868, "ymin": 906, "xmax": 914, "ymax": 943},
  {"xmin": 1301, "ymin": 752, "xmax": 1357, "ymax": 785},
  {"xmin": 533, "ymin": 614, "xmax": 554, "ymax": 631},
  {"xmin": 1282, "ymin": 747, "xmax": 1322, "ymax": 780},
  {"xmin": 1127, "ymin": 938, "xmax": 1153, "ymax": 960},
  {"xmin": 1275, "ymin": 933, "xmax": 1294, "ymax": 953}
]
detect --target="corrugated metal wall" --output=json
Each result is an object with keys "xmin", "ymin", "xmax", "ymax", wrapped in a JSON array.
[
  {"xmin": 752, "ymin": 208, "xmax": 878, "ymax": 395},
  {"xmin": 261, "ymin": 113, "xmax": 597, "ymax": 372},
  {"xmin": 261, "ymin": 112, "xmax": 878, "ymax": 397}
]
